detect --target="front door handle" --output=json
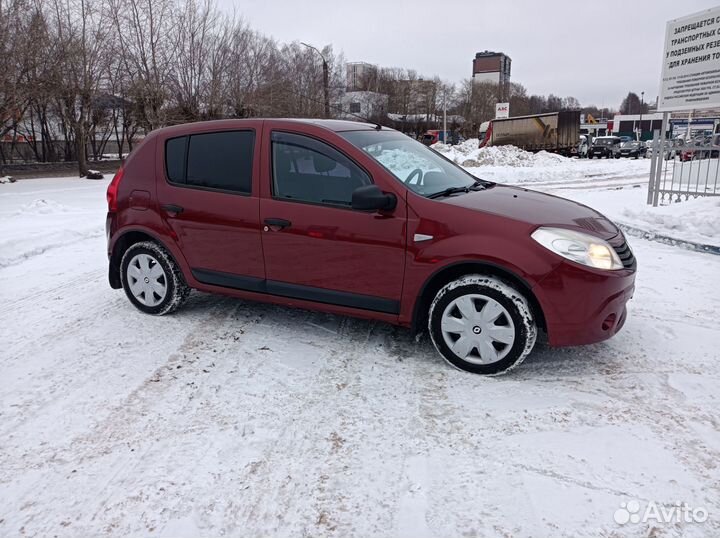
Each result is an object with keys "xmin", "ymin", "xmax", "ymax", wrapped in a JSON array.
[
  {"xmin": 162, "ymin": 204, "xmax": 184, "ymax": 215},
  {"xmin": 263, "ymin": 218, "xmax": 291, "ymax": 230}
]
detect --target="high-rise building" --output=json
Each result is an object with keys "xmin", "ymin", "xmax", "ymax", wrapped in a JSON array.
[
  {"xmin": 472, "ymin": 51, "xmax": 511, "ymax": 87},
  {"xmin": 346, "ymin": 62, "xmax": 378, "ymax": 91}
]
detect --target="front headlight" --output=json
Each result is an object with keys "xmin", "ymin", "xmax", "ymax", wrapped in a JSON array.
[{"xmin": 531, "ymin": 227, "xmax": 623, "ymax": 270}]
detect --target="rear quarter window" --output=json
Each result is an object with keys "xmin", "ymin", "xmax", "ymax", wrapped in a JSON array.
[
  {"xmin": 165, "ymin": 136, "xmax": 187, "ymax": 183},
  {"xmin": 165, "ymin": 130, "xmax": 255, "ymax": 194}
]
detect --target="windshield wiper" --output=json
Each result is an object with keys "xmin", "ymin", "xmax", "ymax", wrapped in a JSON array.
[{"xmin": 427, "ymin": 180, "xmax": 486, "ymax": 199}]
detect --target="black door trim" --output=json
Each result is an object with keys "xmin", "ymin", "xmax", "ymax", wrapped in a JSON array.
[
  {"xmin": 192, "ymin": 268, "xmax": 265, "ymax": 293},
  {"xmin": 191, "ymin": 268, "xmax": 400, "ymax": 315}
]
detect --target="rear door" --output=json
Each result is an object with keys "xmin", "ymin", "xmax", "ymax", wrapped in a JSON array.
[
  {"xmin": 156, "ymin": 123, "xmax": 265, "ymax": 287},
  {"xmin": 258, "ymin": 127, "xmax": 407, "ymax": 314}
]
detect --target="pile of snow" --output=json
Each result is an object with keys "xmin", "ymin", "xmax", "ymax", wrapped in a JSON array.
[
  {"xmin": 0, "ymin": 175, "xmax": 16, "ymax": 184},
  {"xmin": 620, "ymin": 195, "xmax": 720, "ymax": 247},
  {"xmin": 433, "ymin": 140, "xmax": 572, "ymax": 168},
  {"xmin": 374, "ymin": 148, "xmax": 433, "ymax": 176},
  {"xmin": 13, "ymin": 198, "xmax": 75, "ymax": 216}
]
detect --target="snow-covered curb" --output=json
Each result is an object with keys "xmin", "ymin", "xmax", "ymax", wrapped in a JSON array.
[{"xmin": 617, "ymin": 222, "xmax": 720, "ymax": 256}]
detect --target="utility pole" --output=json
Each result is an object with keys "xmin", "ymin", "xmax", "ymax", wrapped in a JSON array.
[
  {"xmin": 443, "ymin": 86, "xmax": 447, "ymax": 144},
  {"xmin": 301, "ymin": 42, "xmax": 330, "ymax": 118}
]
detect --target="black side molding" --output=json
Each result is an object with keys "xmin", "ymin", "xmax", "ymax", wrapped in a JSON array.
[
  {"xmin": 191, "ymin": 269, "xmax": 265, "ymax": 293},
  {"xmin": 266, "ymin": 281, "xmax": 399, "ymax": 314},
  {"xmin": 191, "ymin": 268, "xmax": 399, "ymax": 315}
]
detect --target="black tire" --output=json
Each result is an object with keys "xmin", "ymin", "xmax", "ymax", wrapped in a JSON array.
[
  {"xmin": 588, "ymin": 153, "xmax": 593, "ymax": 159},
  {"xmin": 428, "ymin": 275, "xmax": 537, "ymax": 375},
  {"xmin": 120, "ymin": 241, "xmax": 190, "ymax": 315}
]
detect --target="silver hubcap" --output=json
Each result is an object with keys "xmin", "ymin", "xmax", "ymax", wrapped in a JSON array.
[
  {"xmin": 440, "ymin": 294, "xmax": 516, "ymax": 364},
  {"xmin": 127, "ymin": 253, "xmax": 167, "ymax": 307}
]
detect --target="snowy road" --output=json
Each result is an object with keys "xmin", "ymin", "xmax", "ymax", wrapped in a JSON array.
[{"xmin": 1, "ymin": 161, "xmax": 719, "ymax": 537}]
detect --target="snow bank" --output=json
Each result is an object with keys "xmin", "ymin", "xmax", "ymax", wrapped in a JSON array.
[
  {"xmin": 0, "ymin": 178, "xmax": 104, "ymax": 269},
  {"xmin": 620, "ymin": 196, "xmax": 720, "ymax": 247},
  {"xmin": 433, "ymin": 140, "xmax": 572, "ymax": 168},
  {"xmin": 13, "ymin": 198, "xmax": 76, "ymax": 216},
  {"xmin": 374, "ymin": 148, "xmax": 432, "ymax": 177}
]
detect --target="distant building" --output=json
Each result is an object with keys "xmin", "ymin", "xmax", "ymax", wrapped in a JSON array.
[
  {"xmin": 346, "ymin": 62, "xmax": 378, "ymax": 91},
  {"xmin": 339, "ymin": 91, "xmax": 388, "ymax": 120},
  {"xmin": 472, "ymin": 51, "xmax": 511, "ymax": 87}
]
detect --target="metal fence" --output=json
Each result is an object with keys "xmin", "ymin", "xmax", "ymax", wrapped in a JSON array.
[{"xmin": 647, "ymin": 115, "xmax": 720, "ymax": 206}]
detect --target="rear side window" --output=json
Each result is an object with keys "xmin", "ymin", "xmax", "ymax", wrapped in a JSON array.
[
  {"xmin": 166, "ymin": 136, "xmax": 187, "ymax": 183},
  {"xmin": 165, "ymin": 130, "xmax": 254, "ymax": 194}
]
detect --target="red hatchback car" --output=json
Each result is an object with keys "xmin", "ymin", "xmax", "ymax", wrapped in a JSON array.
[{"xmin": 106, "ymin": 119, "xmax": 636, "ymax": 374}]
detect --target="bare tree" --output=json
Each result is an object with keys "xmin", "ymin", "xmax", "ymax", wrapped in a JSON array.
[
  {"xmin": 48, "ymin": 0, "xmax": 112, "ymax": 175},
  {"xmin": 109, "ymin": 0, "xmax": 175, "ymax": 130}
]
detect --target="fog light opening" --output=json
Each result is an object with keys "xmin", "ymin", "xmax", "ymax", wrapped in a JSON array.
[{"xmin": 602, "ymin": 313, "xmax": 617, "ymax": 331}]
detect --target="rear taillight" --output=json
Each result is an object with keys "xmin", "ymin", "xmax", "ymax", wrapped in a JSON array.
[{"xmin": 107, "ymin": 167, "xmax": 124, "ymax": 212}]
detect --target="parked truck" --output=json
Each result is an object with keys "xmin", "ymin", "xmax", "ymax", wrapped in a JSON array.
[{"xmin": 478, "ymin": 110, "xmax": 581, "ymax": 155}]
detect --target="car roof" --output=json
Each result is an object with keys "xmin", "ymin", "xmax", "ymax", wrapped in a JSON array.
[
  {"xmin": 154, "ymin": 118, "xmax": 385, "ymax": 137},
  {"xmin": 277, "ymin": 118, "xmax": 383, "ymax": 132}
]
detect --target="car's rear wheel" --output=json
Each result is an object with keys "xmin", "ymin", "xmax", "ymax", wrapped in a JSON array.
[
  {"xmin": 428, "ymin": 275, "xmax": 537, "ymax": 375},
  {"xmin": 120, "ymin": 241, "xmax": 190, "ymax": 315}
]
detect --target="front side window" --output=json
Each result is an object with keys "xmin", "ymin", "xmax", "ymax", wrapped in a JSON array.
[
  {"xmin": 340, "ymin": 129, "xmax": 482, "ymax": 197},
  {"xmin": 271, "ymin": 132, "xmax": 372, "ymax": 207},
  {"xmin": 165, "ymin": 130, "xmax": 254, "ymax": 194}
]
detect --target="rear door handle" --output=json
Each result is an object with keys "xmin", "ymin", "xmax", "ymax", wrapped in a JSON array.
[
  {"xmin": 162, "ymin": 204, "xmax": 184, "ymax": 215},
  {"xmin": 263, "ymin": 218, "xmax": 291, "ymax": 230}
]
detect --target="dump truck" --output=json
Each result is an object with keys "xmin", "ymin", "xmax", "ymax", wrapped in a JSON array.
[{"xmin": 479, "ymin": 110, "xmax": 581, "ymax": 155}]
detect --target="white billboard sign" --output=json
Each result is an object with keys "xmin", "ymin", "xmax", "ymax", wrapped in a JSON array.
[
  {"xmin": 658, "ymin": 7, "xmax": 720, "ymax": 111},
  {"xmin": 495, "ymin": 102, "xmax": 510, "ymax": 119}
]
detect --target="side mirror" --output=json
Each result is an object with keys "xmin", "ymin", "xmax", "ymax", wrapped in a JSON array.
[{"xmin": 351, "ymin": 184, "xmax": 397, "ymax": 212}]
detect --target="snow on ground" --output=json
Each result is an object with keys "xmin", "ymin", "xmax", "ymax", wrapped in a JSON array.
[
  {"xmin": 435, "ymin": 139, "xmax": 652, "ymax": 185},
  {"xmin": 1, "ymin": 162, "xmax": 720, "ymax": 537},
  {"xmin": 437, "ymin": 143, "xmax": 719, "ymax": 247},
  {"xmin": 568, "ymin": 188, "xmax": 720, "ymax": 248}
]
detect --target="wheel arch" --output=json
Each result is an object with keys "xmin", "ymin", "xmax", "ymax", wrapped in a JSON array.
[
  {"xmin": 109, "ymin": 229, "xmax": 182, "ymax": 289},
  {"xmin": 411, "ymin": 260, "xmax": 547, "ymax": 334}
]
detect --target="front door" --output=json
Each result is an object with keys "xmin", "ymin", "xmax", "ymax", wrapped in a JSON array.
[
  {"xmin": 259, "ymin": 130, "xmax": 406, "ymax": 314},
  {"xmin": 156, "ymin": 125, "xmax": 265, "ymax": 287}
]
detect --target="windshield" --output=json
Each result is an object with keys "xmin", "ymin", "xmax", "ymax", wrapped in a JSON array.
[
  {"xmin": 593, "ymin": 138, "xmax": 617, "ymax": 146},
  {"xmin": 340, "ymin": 130, "xmax": 484, "ymax": 197},
  {"xmin": 622, "ymin": 141, "xmax": 640, "ymax": 148}
]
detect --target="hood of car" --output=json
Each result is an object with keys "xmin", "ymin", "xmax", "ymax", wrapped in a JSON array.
[{"xmin": 442, "ymin": 184, "xmax": 619, "ymax": 239}]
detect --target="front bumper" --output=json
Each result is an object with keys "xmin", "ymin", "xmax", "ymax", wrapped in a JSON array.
[{"xmin": 533, "ymin": 260, "xmax": 636, "ymax": 347}]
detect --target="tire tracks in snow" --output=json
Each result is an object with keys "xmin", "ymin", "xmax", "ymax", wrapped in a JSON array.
[{"xmin": 0, "ymin": 298, "xmax": 244, "ymax": 537}]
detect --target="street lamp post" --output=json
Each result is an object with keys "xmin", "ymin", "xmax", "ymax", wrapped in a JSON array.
[
  {"xmin": 301, "ymin": 42, "xmax": 330, "ymax": 119},
  {"xmin": 638, "ymin": 91, "xmax": 644, "ymax": 141}
]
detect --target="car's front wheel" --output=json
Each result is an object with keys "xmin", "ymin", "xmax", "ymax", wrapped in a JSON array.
[
  {"xmin": 120, "ymin": 241, "xmax": 190, "ymax": 315},
  {"xmin": 428, "ymin": 275, "xmax": 537, "ymax": 375}
]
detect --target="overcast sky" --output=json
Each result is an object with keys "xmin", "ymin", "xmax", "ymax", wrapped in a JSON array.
[{"xmin": 216, "ymin": 0, "xmax": 719, "ymax": 109}]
